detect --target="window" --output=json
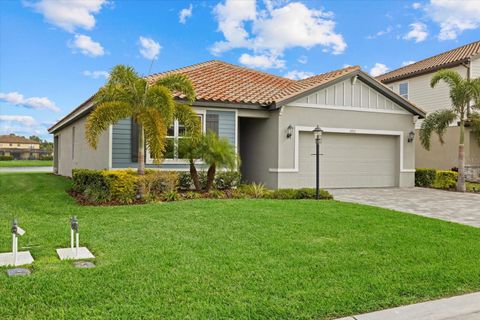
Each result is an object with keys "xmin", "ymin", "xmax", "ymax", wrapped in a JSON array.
[
  {"xmin": 399, "ymin": 83, "xmax": 408, "ymax": 99},
  {"xmin": 152, "ymin": 114, "xmax": 203, "ymax": 161},
  {"xmin": 72, "ymin": 126, "xmax": 75, "ymax": 159},
  {"xmin": 206, "ymin": 113, "xmax": 219, "ymax": 135}
]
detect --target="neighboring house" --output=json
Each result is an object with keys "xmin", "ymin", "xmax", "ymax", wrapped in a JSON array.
[
  {"xmin": 377, "ymin": 40, "xmax": 480, "ymax": 182},
  {"xmin": 0, "ymin": 135, "xmax": 42, "ymax": 159},
  {"xmin": 48, "ymin": 61, "xmax": 425, "ymax": 189}
]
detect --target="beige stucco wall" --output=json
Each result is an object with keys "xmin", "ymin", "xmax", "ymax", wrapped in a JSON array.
[
  {"xmin": 55, "ymin": 116, "xmax": 110, "ymax": 176},
  {"xmin": 416, "ymin": 127, "xmax": 480, "ymax": 169},
  {"xmin": 470, "ymin": 57, "xmax": 480, "ymax": 78}
]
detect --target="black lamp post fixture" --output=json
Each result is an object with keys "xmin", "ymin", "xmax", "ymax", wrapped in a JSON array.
[
  {"xmin": 313, "ymin": 125, "xmax": 323, "ymax": 200},
  {"xmin": 407, "ymin": 131, "xmax": 415, "ymax": 143},
  {"xmin": 286, "ymin": 125, "xmax": 294, "ymax": 139}
]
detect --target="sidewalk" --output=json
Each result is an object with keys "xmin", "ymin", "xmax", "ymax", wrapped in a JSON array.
[
  {"xmin": 0, "ymin": 166, "xmax": 53, "ymax": 173},
  {"xmin": 337, "ymin": 292, "xmax": 480, "ymax": 320}
]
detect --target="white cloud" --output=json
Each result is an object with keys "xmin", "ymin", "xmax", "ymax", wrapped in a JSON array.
[
  {"xmin": 139, "ymin": 36, "xmax": 161, "ymax": 60},
  {"xmin": 26, "ymin": 0, "xmax": 108, "ymax": 33},
  {"xmin": 425, "ymin": 0, "xmax": 480, "ymax": 40},
  {"xmin": 370, "ymin": 63, "xmax": 389, "ymax": 77},
  {"xmin": 402, "ymin": 60, "xmax": 416, "ymax": 66},
  {"xmin": 68, "ymin": 34, "xmax": 105, "ymax": 57},
  {"xmin": 367, "ymin": 26, "xmax": 393, "ymax": 39},
  {"xmin": 284, "ymin": 70, "xmax": 314, "ymax": 80},
  {"xmin": 179, "ymin": 4, "xmax": 193, "ymax": 24},
  {"xmin": 403, "ymin": 22, "xmax": 428, "ymax": 42},
  {"xmin": 412, "ymin": 2, "xmax": 422, "ymax": 9},
  {"xmin": 239, "ymin": 53, "xmax": 285, "ymax": 69},
  {"xmin": 212, "ymin": 0, "xmax": 346, "ymax": 69},
  {"xmin": 0, "ymin": 92, "xmax": 60, "ymax": 112},
  {"xmin": 0, "ymin": 115, "xmax": 37, "ymax": 126},
  {"xmin": 83, "ymin": 70, "xmax": 109, "ymax": 79},
  {"xmin": 297, "ymin": 55, "xmax": 308, "ymax": 64}
]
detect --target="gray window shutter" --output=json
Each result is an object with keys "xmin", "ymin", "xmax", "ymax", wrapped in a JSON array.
[{"xmin": 131, "ymin": 118, "xmax": 138, "ymax": 162}]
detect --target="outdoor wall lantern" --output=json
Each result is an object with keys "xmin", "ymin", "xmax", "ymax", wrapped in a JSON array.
[
  {"xmin": 286, "ymin": 125, "xmax": 294, "ymax": 139},
  {"xmin": 407, "ymin": 131, "xmax": 415, "ymax": 143},
  {"xmin": 312, "ymin": 125, "xmax": 324, "ymax": 200}
]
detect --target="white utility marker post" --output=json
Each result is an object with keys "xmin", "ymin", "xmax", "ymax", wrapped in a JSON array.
[
  {"xmin": 56, "ymin": 216, "xmax": 94, "ymax": 260},
  {"xmin": 0, "ymin": 219, "xmax": 34, "ymax": 267}
]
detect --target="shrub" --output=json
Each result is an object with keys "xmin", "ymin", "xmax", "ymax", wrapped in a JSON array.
[
  {"xmin": 40, "ymin": 155, "xmax": 53, "ymax": 160},
  {"xmin": 239, "ymin": 183, "xmax": 268, "ymax": 198},
  {"xmin": 434, "ymin": 170, "xmax": 458, "ymax": 190},
  {"xmin": 101, "ymin": 170, "xmax": 137, "ymax": 204},
  {"xmin": 415, "ymin": 168, "xmax": 437, "ymax": 187},
  {"xmin": 182, "ymin": 191, "xmax": 202, "ymax": 200},
  {"xmin": 138, "ymin": 171, "xmax": 179, "ymax": 199},
  {"xmin": 0, "ymin": 155, "xmax": 14, "ymax": 161},
  {"xmin": 269, "ymin": 188, "xmax": 333, "ymax": 200},
  {"xmin": 206, "ymin": 189, "xmax": 226, "ymax": 199},
  {"xmin": 214, "ymin": 171, "xmax": 241, "ymax": 189},
  {"xmin": 162, "ymin": 190, "xmax": 180, "ymax": 202},
  {"xmin": 178, "ymin": 172, "xmax": 192, "ymax": 190},
  {"xmin": 72, "ymin": 169, "xmax": 105, "ymax": 194}
]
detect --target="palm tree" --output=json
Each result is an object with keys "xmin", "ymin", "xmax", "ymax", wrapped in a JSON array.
[
  {"xmin": 198, "ymin": 132, "xmax": 238, "ymax": 192},
  {"xmin": 85, "ymin": 65, "xmax": 200, "ymax": 175},
  {"xmin": 420, "ymin": 69, "xmax": 480, "ymax": 192}
]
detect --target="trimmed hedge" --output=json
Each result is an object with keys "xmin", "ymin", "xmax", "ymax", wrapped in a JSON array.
[
  {"xmin": 0, "ymin": 155, "xmax": 14, "ymax": 161},
  {"xmin": 269, "ymin": 188, "xmax": 333, "ymax": 200},
  {"xmin": 415, "ymin": 168, "xmax": 459, "ymax": 190},
  {"xmin": 415, "ymin": 169, "xmax": 437, "ymax": 187},
  {"xmin": 178, "ymin": 170, "xmax": 241, "ymax": 190},
  {"xmin": 434, "ymin": 170, "xmax": 458, "ymax": 190}
]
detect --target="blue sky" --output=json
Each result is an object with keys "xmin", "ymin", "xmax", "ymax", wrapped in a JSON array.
[{"xmin": 1, "ymin": 0, "xmax": 479, "ymax": 141}]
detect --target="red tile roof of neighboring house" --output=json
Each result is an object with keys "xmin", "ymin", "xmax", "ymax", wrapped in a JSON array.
[
  {"xmin": 0, "ymin": 135, "xmax": 40, "ymax": 144},
  {"xmin": 377, "ymin": 40, "xmax": 480, "ymax": 83}
]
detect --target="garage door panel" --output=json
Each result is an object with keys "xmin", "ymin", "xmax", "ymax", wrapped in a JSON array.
[{"xmin": 298, "ymin": 132, "xmax": 398, "ymax": 188}]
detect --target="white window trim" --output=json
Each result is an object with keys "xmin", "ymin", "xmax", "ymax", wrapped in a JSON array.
[
  {"xmin": 146, "ymin": 111, "xmax": 206, "ymax": 165},
  {"xmin": 399, "ymin": 82, "xmax": 409, "ymax": 100},
  {"xmin": 268, "ymin": 126, "xmax": 415, "ymax": 173}
]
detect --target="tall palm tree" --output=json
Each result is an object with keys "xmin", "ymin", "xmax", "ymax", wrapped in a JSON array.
[
  {"xmin": 85, "ymin": 65, "xmax": 200, "ymax": 174},
  {"xmin": 420, "ymin": 69, "xmax": 480, "ymax": 192},
  {"xmin": 199, "ymin": 132, "xmax": 238, "ymax": 192}
]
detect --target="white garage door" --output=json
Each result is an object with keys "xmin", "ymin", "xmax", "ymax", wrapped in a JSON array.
[{"xmin": 298, "ymin": 132, "xmax": 398, "ymax": 188}]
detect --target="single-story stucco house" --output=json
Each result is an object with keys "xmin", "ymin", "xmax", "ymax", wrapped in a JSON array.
[{"xmin": 48, "ymin": 61, "xmax": 425, "ymax": 189}]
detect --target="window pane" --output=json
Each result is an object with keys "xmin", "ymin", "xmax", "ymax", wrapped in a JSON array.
[
  {"xmin": 206, "ymin": 114, "xmax": 219, "ymax": 135},
  {"xmin": 167, "ymin": 125, "xmax": 174, "ymax": 137},
  {"xmin": 178, "ymin": 123, "xmax": 186, "ymax": 137},
  {"xmin": 164, "ymin": 138, "xmax": 175, "ymax": 159},
  {"xmin": 399, "ymin": 83, "xmax": 408, "ymax": 99}
]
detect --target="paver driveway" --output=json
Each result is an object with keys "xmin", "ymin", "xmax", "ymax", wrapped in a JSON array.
[{"xmin": 330, "ymin": 187, "xmax": 480, "ymax": 227}]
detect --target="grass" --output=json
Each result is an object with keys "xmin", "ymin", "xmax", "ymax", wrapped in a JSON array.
[
  {"xmin": 0, "ymin": 173, "xmax": 480, "ymax": 319},
  {"xmin": 0, "ymin": 160, "xmax": 53, "ymax": 167}
]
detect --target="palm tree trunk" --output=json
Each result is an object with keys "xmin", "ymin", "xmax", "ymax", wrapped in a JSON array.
[
  {"xmin": 205, "ymin": 163, "xmax": 216, "ymax": 192},
  {"xmin": 189, "ymin": 159, "xmax": 201, "ymax": 191},
  {"xmin": 457, "ymin": 118, "xmax": 466, "ymax": 192},
  {"xmin": 138, "ymin": 123, "xmax": 145, "ymax": 176}
]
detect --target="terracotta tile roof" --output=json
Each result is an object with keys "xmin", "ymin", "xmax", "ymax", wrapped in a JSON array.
[
  {"xmin": 146, "ymin": 60, "xmax": 294, "ymax": 105},
  {"xmin": 377, "ymin": 40, "xmax": 480, "ymax": 83},
  {"xmin": 0, "ymin": 135, "xmax": 40, "ymax": 144}
]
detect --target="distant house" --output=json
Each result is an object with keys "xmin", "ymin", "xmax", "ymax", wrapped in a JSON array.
[
  {"xmin": 49, "ymin": 61, "xmax": 425, "ymax": 189},
  {"xmin": 0, "ymin": 135, "xmax": 42, "ymax": 160},
  {"xmin": 377, "ymin": 40, "xmax": 480, "ymax": 182}
]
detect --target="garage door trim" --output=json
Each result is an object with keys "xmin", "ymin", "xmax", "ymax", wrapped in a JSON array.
[{"xmin": 269, "ymin": 126, "xmax": 415, "ymax": 173}]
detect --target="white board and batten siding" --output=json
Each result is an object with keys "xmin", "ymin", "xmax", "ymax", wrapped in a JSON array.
[{"xmin": 291, "ymin": 78, "xmax": 408, "ymax": 114}]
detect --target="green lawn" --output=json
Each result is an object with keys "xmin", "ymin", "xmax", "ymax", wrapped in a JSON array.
[
  {"xmin": 1, "ymin": 173, "xmax": 479, "ymax": 319},
  {"xmin": 0, "ymin": 160, "xmax": 53, "ymax": 167}
]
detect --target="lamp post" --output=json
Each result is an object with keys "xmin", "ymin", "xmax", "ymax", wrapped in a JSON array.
[{"xmin": 313, "ymin": 125, "xmax": 323, "ymax": 200}]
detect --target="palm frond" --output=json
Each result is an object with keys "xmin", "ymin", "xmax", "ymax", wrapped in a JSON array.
[
  {"xmin": 137, "ymin": 109, "xmax": 167, "ymax": 163},
  {"xmin": 419, "ymin": 109, "xmax": 456, "ymax": 150},
  {"xmin": 200, "ymin": 132, "xmax": 238, "ymax": 170},
  {"xmin": 154, "ymin": 74, "xmax": 196, "ymax": 104},
  {"xmin": 86, "ymin": 101, "xmax": 134, "ymax": 149},
  {"xmin": 430, "ymin": 69, "xmax": 462, "ymax": 90},
  {"xmin": 174, "ymin": 103, "xmax": 202, "ymax": 141},
  {"xmin": 144, "ymin": 84, "xmax": 176, "ymax": 125}
]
